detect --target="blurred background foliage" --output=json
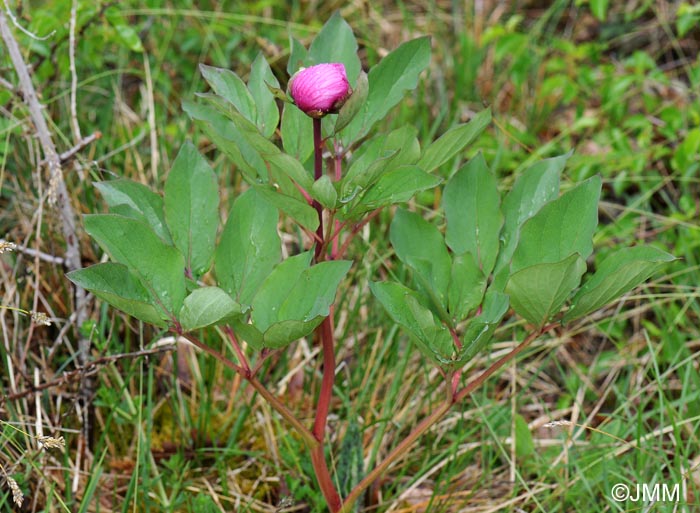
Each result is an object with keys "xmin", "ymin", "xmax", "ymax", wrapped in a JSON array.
[{"xmin": 1, "ymin": 1, "xmax": 699, "ymax": 512}]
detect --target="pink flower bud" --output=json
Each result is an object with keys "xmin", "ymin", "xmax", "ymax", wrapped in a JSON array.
[{"xmin": 289, "ymin": 63, "xmax": 352, "ymax": 118}]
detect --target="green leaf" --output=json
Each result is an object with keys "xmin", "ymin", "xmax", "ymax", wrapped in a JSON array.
[
  {"xmin": 248, "ymin": 53, "xmax": 280, "ymax": 138},
  {"xmin": 251, "ymin": 253, "xmax": 352, "ymax": 347},
  {"xmin": 506, "ymin": 253, "xmax": 586, "ymax": 328},
  {"xmin": 341, "ymin": 37, "xmax": 431, "ymax": 144},
  {"xmin": 514, "ymin": 414, "xmax": 535, "ymax": 458},
  {"xmin": 456, "ymin": 290, "xmax": 509, "ymax": 363},
  {"xmin": 493, "ymin": 153, "xmax": 566, "ymax": 289},
  {"xmin": 341, "ymin": 126, "xmax": 420, "ymax": 204},
  {"xmin": 266, "ymin": 152, "xmax": 313, "ymax": 191},
  {"xmin": 307, "ymin": 11, "xmax": 361, "ymax": 83},
  {"xmin": 357, "ymin": 165, "xmax": 441, "ymax": 212},
  {"xmin": 67, "ymin": 263, "xmax": 165, "ymax": 326},
  {"xmin": 369, "ymin": 281, "xmax": 453, "ymax": 363},
  {"xmin": 199, "ymin": 64, "xmax": 256, "ymax": 124},
  {"xmin": 84, "ymin": 215, "xmax": 186, "ymax": 316},
  {"xmin": 105, "ymin": 7, "xmax": 143, "ymax": 53},
  {"xmin": 448, "ymin": 252, "xmax": 486, "ymax": 323},
  {"xmin": 511, "ymin": 176, "xmax": 601, "ymax": 273},
  {"xmin": 215, "ymin": 188, "xmax": 281, "ymax": 307},
  {"xmin": 254, "ymin": 185, "xmax": 319, "ymax": 232},
  {"xmin": 590, "ymin": 0, "xmax": 609, "ymax": 21},
  {"xmin": 311, "ymin": 175, "xmax": 338, "ymax": 209},
  {"xmin": 334, "ymin": 71, "xmax": 368, "ymax": 134},
  {"xmin": 281, "ymin": 102, "xmax": 314, "ymax": 163},
  {"xmin": 277, "ymin": 260, "xmax": 352, "ymax": 323},
  {"xmin": 417, "ymin": 109, "xmax": 491, "ymax": 173},
  {"xmin": 563, "ymin": 246, "xmax": 676, "ymax": 323},
  {"xmin": 251, "ymin": 252, "xmax": 312, "ymax": 329},
  {"xmin": 183, "ymin": 101, "xmax": 265, "ymax": 182},
  {"xmin": 287, "ymin": 36, "xmax": 308, "ymax": 75},
  {"xmin": 179, "ymin": 287, "xmax": 242, "ymax": 331},
  {"xmin": 164, "ymin": 142, "xmax": 220, "ymax": 277},
  {"xmin": 94, "ymin": 179, "xmax": 172, "ymax": 244},
  {"xmin": 443, "ymin": 153, "xmax": 503, "ymax": 274},
  {"xmin": 390, "ymin": 209, "xmax": 452, "ymax": 310}
]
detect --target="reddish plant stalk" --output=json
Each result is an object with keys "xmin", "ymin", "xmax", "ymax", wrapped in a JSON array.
[
  {"xmin": 223, "ymin": 326, "xmax": 250, "ymax": 375},
  {"xmin": 313, "ymin": 118, "xmax": 325, "ymax": 261},
  {"xmin": 307, "ymin": 116, "xmax": 344, "ymax": 511}
]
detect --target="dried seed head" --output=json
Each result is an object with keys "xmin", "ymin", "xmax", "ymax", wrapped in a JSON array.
[
  {"xmin": 0, "ymin": 240, "xmax": 17, "ymax": 254},
  {"xmin": 7, "ymin": 476, "xmax": 23, "ymax": 507},
  {"xmin": 31, "ymin": 312, "xmax": 52, "ymax": 326},
  {"xmin": 38, "ymin": 435, "xmax": 65, "ymax": 450},
  {"xmin": 543, "ymin": 420, "xmax": 572, "ymax": 428}
]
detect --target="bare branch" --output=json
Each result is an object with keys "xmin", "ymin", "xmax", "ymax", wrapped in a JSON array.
[
  {"xmin": 0, "ymin": 4, "xmax": 93, "ymax": 442},
  {"xmin": 68, "ymin": 0, "xmax": 81, "ymax": 142}
]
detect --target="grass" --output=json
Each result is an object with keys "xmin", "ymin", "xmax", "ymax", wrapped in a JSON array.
[{"xmin": 2, "ymin": 1, "xmax": 699, "ymax": 512}]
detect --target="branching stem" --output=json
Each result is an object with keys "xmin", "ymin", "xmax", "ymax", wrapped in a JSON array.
[{"xmin": 337, "ymin": 323, "xmax": 557, "ymax": 512}]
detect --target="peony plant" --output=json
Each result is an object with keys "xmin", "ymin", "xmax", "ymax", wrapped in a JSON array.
[{"xmin": 67, "ymin": 13, "xmax": 673, "ymax": 512}]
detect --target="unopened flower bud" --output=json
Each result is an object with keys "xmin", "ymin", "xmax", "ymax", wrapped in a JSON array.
[{"xmin": 289, "ymin": 63, "xmax": 352, "ymax": 118}]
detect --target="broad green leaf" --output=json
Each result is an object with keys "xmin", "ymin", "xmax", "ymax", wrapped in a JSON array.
[
  {"xmin": 67, "ymin": 263, "xmax": 165, "ymax": 327},
  {"xmin": 266, "ymin": 152, "xmax": 313, "ymax": 191},
  {"xmin": 443, "ymin": 153, "xmax": 503, "ymax": 274},
  {"xmin": 369, "ymin": 281, "xmax": 453, "ymax": 363},
  {"xmin": 405, "ymin": 295, "xmax": 453, "ymax": 362},
  {"xmin": 506, "ymin": 253, "xmax": 586, "ymax": 328},
  {"xmin": 341, "ymin": 126, "xmax": 420, "ymax": 203},
  {"xmin": 252, "ymin": 252, "xmax": 313, "ymax": 330},
  {"xmin": 277, "ymin": 260, "xmax": 352, "ymax": 323},
  {"xmin": 199, "ymin": 64, "xmax": 256, "ymax": 124},
  {"xmin": 417, "ymin": 109, "xmax": 491, "ymax": 173},
  {"xmin": 341, "ymin": 37, "xmax": 431, "ymax": 144},
  {"xmin": 255, "ymin": 185, "xmax": 319, "ymax": 232},
  {"xmin": 311, "ymin": 175, "xmax": 338, "ymax": 209},
  {"xmin": 251, "ymin": 253, "xmax": 352, "ymax": 347},
  {"xmin": 230, "ymin": 317, "xmax": 265, "ymax": 350},
  {"xmin": 563, "ymin": 246, "xmax": 676, "ymax": 323},
  {"xmin": 84, "ymin": 214, "xmax": 186, "ymax": 315},
  {"xmin": 357, "ymin": 165, "xmax": 441, "ymax": 212},
  {"xmin": 281, "ymin": 102, "xmax": 314, "ymax": 163},
  {"xmin": 334, "ymin": 71, "xmax": 368, "ymax": 134},
  {"xmin": 248, "ymin": 54, "xmax": 280, "ymax": 138},
  {"xmin": 183, "ymin": 101, "xmax": 263, "ymax": 181},
  {"xmin": 215, "ymin": 188, "xmax": 281, "ymax": 307},
  {"xmin": 448, "ymin": 252, "xmax": 486, "ymax": 323},
  {"xmin": 94, "ymin": 179, "xmax": 172, "ymax": 244},
  {"xmin": 493, "ymin": 153, "xmax": 566, "ymax": 289},
  {"xmin": 456, "ymin": 290, "xmax": 509, "ymax": 363},
  {"xmin": 511, "ymin": 176, "xmax": 601, "ymax": 273},
  {"xmin": 179, "ymin": 287, "xmax": 242, "ymax": 331},
  {"xmin": 307, "ymin": 11, "xmax": 361, "ymax": 83},
  {"xmin": 164, "ymin": 142, "xmax": 219, "ymax": 277},
  {"xmin": 262, "ymin": 319, "xmax": 326, "ymax": 349},
  {"xmin": 390, "ymin": 209, "xmax": 451, "ymax": 310},
  {"xmin": 288, "ymin": 36, "xmax": 308, "ymax": 75}
]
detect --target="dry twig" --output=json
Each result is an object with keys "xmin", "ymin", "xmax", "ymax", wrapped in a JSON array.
[{"xmin": 0, "ymin": 5, "xmax": 94, "ymax": 442}]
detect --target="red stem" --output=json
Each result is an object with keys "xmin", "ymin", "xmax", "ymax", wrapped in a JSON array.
[
  {"xmin": 313, "ymin": 118, "xmax": 324, "ymax": 261},
  {"xmin": 224, "ymin": 326, "xmax": 250, "ymax": 376},
  {"xmin": 307, "ymin": 117, "xmax": 343, "ymax": 511}
]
